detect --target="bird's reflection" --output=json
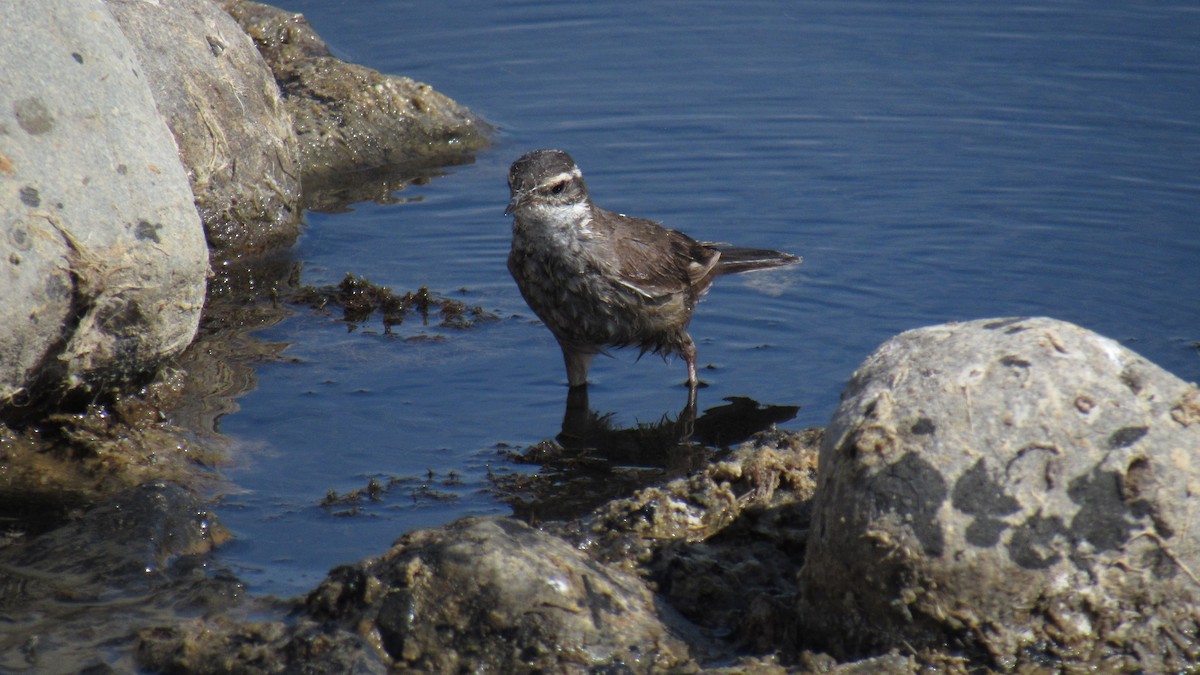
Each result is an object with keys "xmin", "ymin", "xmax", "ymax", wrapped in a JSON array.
[
  {"xmin": 498, "ymin": 386, "xmax": 799, "ymax": 523},
  {"xmin": 557, "ymin": 385, "xmax": 696, "ymax": 455}
]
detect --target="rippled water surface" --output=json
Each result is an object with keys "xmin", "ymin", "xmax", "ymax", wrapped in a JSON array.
[{"xmin": 215, "ymin": 1, "xmax": 1200, "ymax": 596}]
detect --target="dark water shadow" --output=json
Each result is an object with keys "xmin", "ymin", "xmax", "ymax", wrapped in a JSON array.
[
  {"xmin": 301, "ymin": 155, "xmax": 474, "ymax": 214},
  {"xmin": 496, "ymin": 386, "xmax": 799, "ymax": 522}
]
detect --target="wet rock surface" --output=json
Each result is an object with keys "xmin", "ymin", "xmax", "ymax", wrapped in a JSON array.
[
  {"xmin": 0, "ymin": 0, "xmax": 209, "ymax": 405},
  {"xmin": 0, "ymin": 482, "xmax": 236, "ymax": 673},
  {"xmin": 134, "ymin": 431, "xmax": 823, "ymax": 674},
  {"xmin": 218, "ymin": 0, "xmax": 492, "ymax": 186},
  {"xmin": 551, "ymin": 430, "xmax": 821, "ymax": 653},
  {"xmin": 104, "ymin": 0, "xmax": 304, "ymax": 257},
  {"xmin": 0, "ymin": 370, "xmax": 222, "ymax": 516},
  {"xmin": 311, "ymin": 517, "xmax": 695, "ymax": 672},
  {"xmin": 800, "ymin": 317, "xmax": 1200, "ymax": 670}
]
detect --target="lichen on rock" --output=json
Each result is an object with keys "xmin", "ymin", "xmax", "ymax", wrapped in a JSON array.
[{"xmin": 799, "ymin": 317, "xmax": 1200, "ymax": 670}]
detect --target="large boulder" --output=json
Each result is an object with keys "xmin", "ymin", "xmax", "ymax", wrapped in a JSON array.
[
  {"xmin": 0, "ymin": 0, "xmax": 209, "ymax": 404},
  {"xmin": 800, "ymin": 317, "xmax": 1200, "ymax": 669},
  {"xmin": 103, "ymin": 0, "xmax": 303, "ymax": 257}
]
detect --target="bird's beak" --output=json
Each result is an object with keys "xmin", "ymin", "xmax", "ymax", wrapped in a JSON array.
[{"xmin": 504, "ymin": 191, "xmax": 526, "ymax": 216}]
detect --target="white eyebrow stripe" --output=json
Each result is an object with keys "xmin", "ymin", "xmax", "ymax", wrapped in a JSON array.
[{"xmin": 542, "ymin": 168, "xmax": 582, "ymax": 186}]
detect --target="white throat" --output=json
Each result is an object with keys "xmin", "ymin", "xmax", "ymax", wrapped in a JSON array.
[{"xmin": 518, "ymin": 200, "xmax": 593, "ymax": 239}]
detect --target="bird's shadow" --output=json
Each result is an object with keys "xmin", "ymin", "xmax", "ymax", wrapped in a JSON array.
[{"xmin": 494, "ymin": 386, "xmax": 800, "ymax": 522}]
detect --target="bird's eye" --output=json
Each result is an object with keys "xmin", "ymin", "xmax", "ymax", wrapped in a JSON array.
[{"xmin": 550, "ymin": 181, "xmax": 566, "ymax": 194}]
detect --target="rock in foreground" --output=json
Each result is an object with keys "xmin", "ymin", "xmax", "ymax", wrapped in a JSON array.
[
  {"xmin": 136, "ymin": 432, "xmax": 823, "ymax": 674},
  {"xmin": 800, "ymin": 317, "xmax": 1200, "ymax": 669},
  {"xmin": 309, "ymin": 517, "xmax": 694, "ymax": 672},
  {"xmin": 137, "ymin": 517, "xmax": 697, "ymax": 673}
]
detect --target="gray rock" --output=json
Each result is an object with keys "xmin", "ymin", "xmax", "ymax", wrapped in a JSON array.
[
  {"xmin": 0, "ymin": 0, "xmax": 208, "ymax": 403},
  {"xmin": 307, "ymin": 517, "xmax": 695, "ymax": 673},
  {"xmin": 219, "ymin": 0, "xmax": 492, "ymax": 181},
  {"xmin": 137, "ymin": 516, "xmax": 697, "ymax": 673},
  {"xmin": 800, "ymin": 317, "xmax": 1200, "ymax": 669},
  {"xmin": 103, "ymin": 0, "xmax": 302, "ymax": 256}
]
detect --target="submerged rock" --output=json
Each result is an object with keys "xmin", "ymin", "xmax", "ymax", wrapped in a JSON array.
[
  {"xmin": 0, "ymin": 482, "xmax": 224, "ymax": 584},
  {"xmin": 0, "ymin": 482, "xmax": 233, "ymax": 673},
  {"xmin": 799, "ymin": 317, "xmax": 1200, "ymax": 670},
  {"xmin": 104, "ymin": 0, "xmax": 303, "ymax": 256},
  {"xmin": 0, "ymin": 0, "xmax": 209, "ymax": 404}
]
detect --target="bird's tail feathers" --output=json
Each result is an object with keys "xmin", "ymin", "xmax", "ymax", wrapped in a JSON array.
[{"xmin": 709, "ymin": 245, "xmax": 802, "ymax": 274}]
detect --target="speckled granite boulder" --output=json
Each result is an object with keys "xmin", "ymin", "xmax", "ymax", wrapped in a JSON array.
[
  {"xmin": 799, "ymin": 317, "xmax": 1200, "ymax": 670},
  {"xmin": 0, "ymin": 0, "xmax": 208, "ymax": 404},
  {"xmin": 104, "ymin": 0, "xmax": 303, "ymax": 256}
]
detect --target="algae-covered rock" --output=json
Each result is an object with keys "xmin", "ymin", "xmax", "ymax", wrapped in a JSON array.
[
  {"xmin": 551, "ymin": 431, "xmax": 820, "ymax": 657},
  {"xmin": 137, "ymin": 516, "xmax": 699, "ymax": 673},
  {"xmin": 308, "ymin": 517, "xmax": 695, "ymax": 672},
  {"xmin": 135, "ymin": 431, "xmax": 823, "ymax": 674},
  {"xmin": 218, "ymin": 0, "xmax": 492, "ymax": 182},
  {"xmin": 800, "ymin": 317, "xmax": 1200, "ymax": 670}
]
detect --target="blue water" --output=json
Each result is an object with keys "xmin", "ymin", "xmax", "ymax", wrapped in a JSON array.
[{"xmin": 215, "ymin": 1, "xmax": 1200, "ymax": 597}]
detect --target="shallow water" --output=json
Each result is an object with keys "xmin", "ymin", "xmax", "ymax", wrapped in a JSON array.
[{"xmin": 214, "ymin": 0, "xmax": 1200, "ymax": 597}]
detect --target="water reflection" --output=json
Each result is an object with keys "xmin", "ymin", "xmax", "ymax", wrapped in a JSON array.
[
  {"xmin": 499, "ymin": 386, "xmax": 799, "ymax": 522},
  {"xmin": 300, "ymin": 155, "xmax": 474, "ymax": 214}
]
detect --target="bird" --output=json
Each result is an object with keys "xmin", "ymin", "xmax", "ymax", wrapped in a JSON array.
[{"xmin": 505, "ymin": 149, "xmax": 801, "ymax": 391}]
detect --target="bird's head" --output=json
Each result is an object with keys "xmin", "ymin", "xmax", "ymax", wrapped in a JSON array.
[{"xmin": 506, "ymin": 149, "xmax": 590, "ymax": 216}]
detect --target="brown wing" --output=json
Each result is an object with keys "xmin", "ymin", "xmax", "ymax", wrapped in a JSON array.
[{"xmin": 602, "ymin": 210, "xmax": 719, "ymax": 300}]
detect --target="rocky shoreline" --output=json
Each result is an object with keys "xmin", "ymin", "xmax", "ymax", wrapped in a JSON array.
[{"xmin": 2, "ymin": 1, "xmax": 1199, "ymax": 672}]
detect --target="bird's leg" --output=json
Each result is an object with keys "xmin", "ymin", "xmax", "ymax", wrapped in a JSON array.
[
  {"xmin": 680, "ymin": 334, "xmax": 699, "ymax": 388},
  {"xmin": 680, "ymin": 335, "xmax": 699, "ymax": 442},
  {"xmin": 562, "ymin": 347, "xmax": 595, "ymax": 388}
]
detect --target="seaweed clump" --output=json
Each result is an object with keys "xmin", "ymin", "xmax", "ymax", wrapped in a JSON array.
[{"xmin": 290, "ymin": 273, "xmax": 496, "ymax": 333}]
